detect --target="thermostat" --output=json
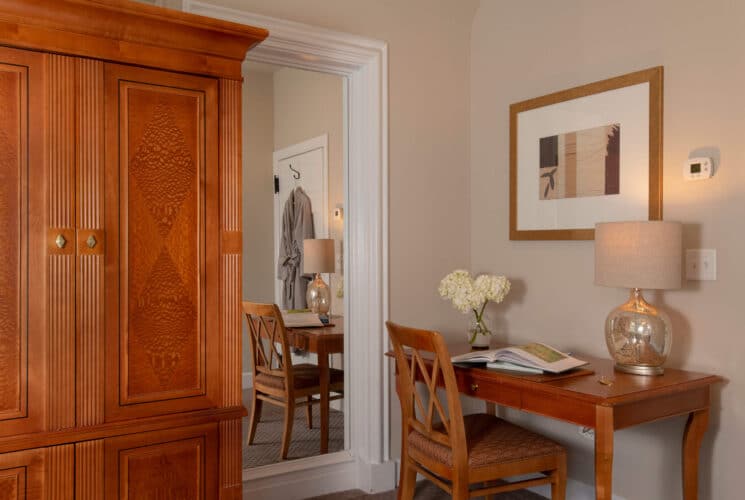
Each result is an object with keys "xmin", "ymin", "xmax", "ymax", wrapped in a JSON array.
[{"xmin": 684, "ymin": 157, "xmax": 713, "ymax": 181}]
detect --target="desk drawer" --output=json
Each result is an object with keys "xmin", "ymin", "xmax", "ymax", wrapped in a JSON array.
[
  {"xmin": 456, "ymin": 371, "xmax": 522, "ymax": 408},
  {"xmin": 455, "ymin": 370, "xmax": 595, "ymax": 427}
]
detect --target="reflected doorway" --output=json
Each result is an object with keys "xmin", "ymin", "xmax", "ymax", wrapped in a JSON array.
[{"xmin": 241, "ymin": 61, "xmax": 347, "ymax": 469}]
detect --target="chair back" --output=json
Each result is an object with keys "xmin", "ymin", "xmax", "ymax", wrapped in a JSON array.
[
  {"xmin": 386, "ymin": 321, "xmax": 467, "ymax": 468},
  {"xmin": 243, "ymin": 302, "xmax": 293, "ymax": 387}
]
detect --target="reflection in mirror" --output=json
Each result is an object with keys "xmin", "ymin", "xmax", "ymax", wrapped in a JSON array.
[{"xmin": 241, "ymin": 61, "xmax": 346, "ymax": 469}]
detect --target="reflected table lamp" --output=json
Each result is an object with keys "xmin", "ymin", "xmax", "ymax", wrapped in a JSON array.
[
  {"xmin": 594, "ymin": 221, "xmax": 682, "ymax": 375},
  {"xmin": 304, "ymin": 238, "xmax": 335, "ymax": 316}
]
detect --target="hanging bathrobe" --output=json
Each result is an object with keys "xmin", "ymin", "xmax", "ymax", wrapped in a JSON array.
[{"xmin": 277, "ymin": 187, "xmax": 315, "ymax": 309}]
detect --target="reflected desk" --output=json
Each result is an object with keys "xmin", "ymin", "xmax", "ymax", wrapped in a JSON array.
[
  {"xmin": 388, "ymin": 343, "xmax": 721, "ymax": 500},
  {"xmin": 286, "ymin": 318, "xmax": 344, "ymax": 454}
]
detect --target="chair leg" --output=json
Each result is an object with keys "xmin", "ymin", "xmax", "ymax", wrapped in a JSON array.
[
  {"xmin": 246, "ymin": 392, "xmax": 262, "ymax": 446},
  {"xmin": 280, "ymin": 400, "xmax": 295, "ymax": 460},
  {"xmin": 397, "ymin": 458, "xmax": 416, "ymax": 500},
  {"xmin": 551, "ymin": 454, "xmax": 567, "ymax": 500},
  {"xmin": 451, "ymin": 477, "xmax": 469, "ymax": 500},
  {"xmin": 306, "ymin": 396, "xmax": 313, "ymax": 429}
]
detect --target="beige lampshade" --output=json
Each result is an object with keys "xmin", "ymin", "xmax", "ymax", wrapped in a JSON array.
[
  {"xmin": 303, "ymin": 239, "xmax": 335, "ymax": 274},
  {"xmin": 595, "ymin": 221, "xmax": 682, "ymax": 290}
]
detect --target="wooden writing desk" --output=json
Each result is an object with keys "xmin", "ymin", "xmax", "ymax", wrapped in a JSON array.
[
  {"xmin": 389, "ymin": 343, "xmax": 721, "ymax": 499},
  {"xmin": 286, "ymin": 318, "xmax": 344, "ymax": 454}
]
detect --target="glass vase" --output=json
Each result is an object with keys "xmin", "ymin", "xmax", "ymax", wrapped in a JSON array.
[{"xmin": 468, "ymin": 316, "xmax": 491, "ymax": 349}]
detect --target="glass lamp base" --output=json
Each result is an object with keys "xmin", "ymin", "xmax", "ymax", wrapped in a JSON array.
[
  {"xmin": 605, "ymin": 288, "xmax": 672, "ymax": 376},
  {"xmin": 306, "ymin": 273, "xmax": 331, "ymax": 315},
  {"xmin": 614, "ymin": 362, "xmax": 665, "ymax": 376}
]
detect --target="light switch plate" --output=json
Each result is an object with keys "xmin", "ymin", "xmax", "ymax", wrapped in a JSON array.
[{"xmin": 686, "ymin": 249, "xmax": 717, "ymax": 281}]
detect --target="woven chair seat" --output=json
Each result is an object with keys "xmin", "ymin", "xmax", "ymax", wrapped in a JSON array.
[
  {"xmin": 256, "ymin": 363, "xmax": 344, "ymax": 391},
  {"xmin": 408, "ymin": 413, "xmax": 564, "ymax": 469}
]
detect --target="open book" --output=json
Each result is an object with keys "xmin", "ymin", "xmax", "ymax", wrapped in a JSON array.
[
  {"xmin": 281, "ymin": 311, "xmax": 324, "ymax": 328},
  {"xmin": 451, "ymin": 342, "xmax": 587, "ymax": 374}
]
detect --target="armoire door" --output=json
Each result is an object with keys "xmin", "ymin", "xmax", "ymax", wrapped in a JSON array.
[
  {"xmin": 0, "ymin": 46, "xmax": 46, "ymax": 437},
  {"xmin": 0, "ymin": 448, "xmax": 45, "ymax": 499},
  {"xmin": 103, "ymin": 423, "xmax": 218, "ymax": 500},
  {"xmin": 104, "ymin": 64, "xmax": 219, "ymax": 421}
]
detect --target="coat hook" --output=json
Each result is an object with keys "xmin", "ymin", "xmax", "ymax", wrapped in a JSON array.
[{"xmin": 289, "ymin": 164, "xmax": 301, "ymax": 180}]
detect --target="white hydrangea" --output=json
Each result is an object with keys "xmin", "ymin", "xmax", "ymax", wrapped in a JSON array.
[
  {"xmin": 473, "ymin": 274, "xmax": 510, "ymax": 304},
  {"xmin": 438, "ymin": 270, "xmax": 477, "ymax": 313},
  {"xmin": 438, "ymin": 270, "xmax": 511, "ymax": 314}
]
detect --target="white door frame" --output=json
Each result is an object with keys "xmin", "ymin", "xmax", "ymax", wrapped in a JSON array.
[
  {"xmin": 183, "ymin": 2, "xmax": 392, "ymax": 498},
  {"xmin": 273, "ymin": 134, "xmax": 329, "ymax": 307}
]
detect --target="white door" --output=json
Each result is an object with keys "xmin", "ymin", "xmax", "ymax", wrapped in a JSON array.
[{"xmin": 273, "ymin": 134, "xmax": 329, "ymax": 306}]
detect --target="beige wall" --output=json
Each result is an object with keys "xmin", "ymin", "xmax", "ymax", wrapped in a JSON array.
[
  {"xmin": 273, "ymin": 67, "xmax": 345, "ymax": 315},
  {"xmin": 242, "ymin": 67, "xmax": 274, "ymax": 370},
  {"xmin": 243, "ymin": 67, "xmax": 275, "ymax": 305},
  {"xmin": 471, "ymin": 1, "xmax": 743, "ymax": 498}
]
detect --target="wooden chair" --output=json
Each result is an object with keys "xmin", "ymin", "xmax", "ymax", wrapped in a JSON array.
[
  {"xmin": 386, "ymin": 321, "xmax": 566, "ymax": 500},
  {"xmin": 244, "ymin": 302, "xmax": 344, "ymax": 459}
]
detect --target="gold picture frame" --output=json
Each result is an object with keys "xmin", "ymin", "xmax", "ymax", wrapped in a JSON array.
[{"xmin": 509, "ymin": 67, "xmax": 663, "ymax": 240}]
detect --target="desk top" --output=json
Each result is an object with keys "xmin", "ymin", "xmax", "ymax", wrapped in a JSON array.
[{"xmin": 388, "ymin": 342, "xmax": 722, "ymax": 407}]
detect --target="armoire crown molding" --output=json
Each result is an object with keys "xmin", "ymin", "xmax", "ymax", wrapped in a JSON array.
[
  {"xmin": 0, "ymin": 0, "xmax": 267, "ymax": 78},
  {"xmin": 183, "ymin": 1, "xmax": 393, "ymax": 498}
]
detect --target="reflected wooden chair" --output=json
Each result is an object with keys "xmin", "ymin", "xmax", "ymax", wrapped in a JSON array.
[
  {"xmin": 386, "ymin": 321, "xmax": 566, "ymax": 500},
  {"xmin": 244, "ymin": 302, "xmax": 344, "ymax": 459}
]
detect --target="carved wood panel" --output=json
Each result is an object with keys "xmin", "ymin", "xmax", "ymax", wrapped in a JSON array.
[
  {"xmin": 0, "ymin": 468, "xmax": 25, "ymax": 500},
  {"xmin": 0, "ymin": 448, "xmax": 44, "ymax": 500},
  {"xmin": 0, "ymin": 46, "xmax": 45, "ymax": 437},
  {"xmin": 104, "ymin": 64, "xmax": 219, "ymax": 421},
  {"xmin": 104, "ymin": 423, "xmax": 218, "ymax": 500}
]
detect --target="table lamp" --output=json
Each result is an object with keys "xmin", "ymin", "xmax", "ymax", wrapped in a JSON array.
[
  {"xmin": 594, "ymin": 221, "xmax": 682, "ymax": 375},
  {"xmin": 304, "ymin": 238, "xmax": 335, "ymax": 315}
]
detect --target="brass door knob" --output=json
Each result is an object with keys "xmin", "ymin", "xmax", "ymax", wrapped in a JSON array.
[
  {"xmin": 55, "ymin": 234, "xmax": 67, "ymax": 249},
  {"xmin": 470, "ymin": 383, "xmax": 479, "ymax": 392}
]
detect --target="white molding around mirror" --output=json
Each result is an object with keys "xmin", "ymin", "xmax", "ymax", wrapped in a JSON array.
[{"xmin": 182, "ymin": 2, "xmax": 392, "ymax": 498}]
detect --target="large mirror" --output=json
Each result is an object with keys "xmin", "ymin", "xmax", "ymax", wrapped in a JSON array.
[{"xmin": 241, "ymin": 61, "xmax": 347, "ymax": 469}]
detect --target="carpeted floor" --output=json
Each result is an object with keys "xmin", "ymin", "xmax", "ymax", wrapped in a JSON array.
[
  {"xmin": 242, "ymin": 389, "xmax": 544, "ymax": 498},
  {"xmin": 243, "ymin": 389, "xmax": 345, "ymax": 468},
  {"xmin": 307, "ymin": 482, "xmax": 546, "ymax": 499}
]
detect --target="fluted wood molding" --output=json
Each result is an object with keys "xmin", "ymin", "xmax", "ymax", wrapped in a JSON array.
[
  {"xmin": 219, "ymin": 79, "xmax": 242, "ymax": 408},
  {"xmin": 46, "ymin": 444, "xmax": 74, "ymax": 499},
  {"xmin": 219, "ymin": 418, "xmax": 242, "ymax": 500},
  {"xmin": 47, "ymin": 54, "xmax": 76, "ymax": 431},
  {"xmin": 76, "ymin": 58, "xmax": 105, "ymax": 427},
  {"xmin": 75, "ymin": 440, "xmax": 104, "ymax": 500}
]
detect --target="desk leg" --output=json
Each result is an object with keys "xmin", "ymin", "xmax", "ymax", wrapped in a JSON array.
[
  {"xmin": 595, "ymin": 405, "xmax": 614, "ymax": 500},
  {"xmin": 682, "ymin": 409, "xmax": 709, "ymax": 500},
  {"xmin": 319, "ymin": 347, "xmax": 330, "ymax": 454}
]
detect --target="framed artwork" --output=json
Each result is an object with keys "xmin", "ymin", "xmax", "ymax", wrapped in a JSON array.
[{"xmin": 509, "ymin": 67, "xmax": 663, "ymax": 240}]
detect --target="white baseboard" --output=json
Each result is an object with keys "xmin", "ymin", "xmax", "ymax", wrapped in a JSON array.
[
  {"xmin": 242, "ymin": 454, "xmax": 396, "ymax": 500},
  {"xmin": 355, "ymin": 459, "xmax": 397, "ymax": 493},
  {"xmin": 242, "ymin": 372, "xmax": 252, "ymax": 389},
  {"xmin": 243, "ymin": 453, "xmax": 357, "ymax": 500}
]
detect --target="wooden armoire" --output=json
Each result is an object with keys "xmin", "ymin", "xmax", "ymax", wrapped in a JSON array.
[{"xmin": 0, "ymin": 1, "xmax": 266, "ymax": 498}]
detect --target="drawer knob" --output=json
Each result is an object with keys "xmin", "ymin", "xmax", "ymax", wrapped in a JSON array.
[
  {"xmin": 470, "ymin": 383, "xmax": 479, "ymax": 392},
  {"xmin": 55, "ymin": 234, "xmax": 67, "ymax": 249}
]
